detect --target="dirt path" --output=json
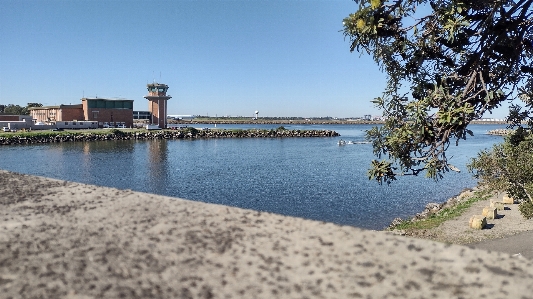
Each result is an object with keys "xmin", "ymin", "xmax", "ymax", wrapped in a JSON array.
[{"xmin": 399, "ymin": 192, "xmax": 533, "ymax": 257}]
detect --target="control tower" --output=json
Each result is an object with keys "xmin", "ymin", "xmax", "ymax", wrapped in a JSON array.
[{"xmin": 144, "ymin": 83, "xmax": 172, "ymax": 129}]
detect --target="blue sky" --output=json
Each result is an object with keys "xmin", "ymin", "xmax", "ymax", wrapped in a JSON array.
[{"xmin": 0, "ymin": 0, "xmax": 509, "ymax": 118}]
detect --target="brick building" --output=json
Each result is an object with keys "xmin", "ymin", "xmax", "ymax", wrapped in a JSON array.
[
  {"xmin": 29, "ymin": 99, "xmax": 134, "ymax": 128},
  {"xmin": 81, "ymin": 98, "xmax": 134, "ymax": 128}
]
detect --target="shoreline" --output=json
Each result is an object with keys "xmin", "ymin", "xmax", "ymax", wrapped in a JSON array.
[
  {"xmin": 178, "ymin": 119, "xmax": 509, "ymax": 125},
  {"xmin": 2, "ymin": 169, "xmax": 533, "ymax": 298}
]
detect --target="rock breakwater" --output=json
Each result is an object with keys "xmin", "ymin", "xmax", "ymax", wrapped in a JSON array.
[
  {"xmin": 0, "ymin": 128, "xmax": 340, "ymax": 145},
  {"xmin": 487, "ymin": 129, "xmax": 512, "ymax": 135}
]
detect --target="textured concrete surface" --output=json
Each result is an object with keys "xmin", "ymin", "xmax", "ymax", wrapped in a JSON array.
[{"xmin": 1, "ymin": 170, "xmax": 533, "ymax": 299}]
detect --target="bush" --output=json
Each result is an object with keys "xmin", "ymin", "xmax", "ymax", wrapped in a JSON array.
[
  {"xmin": 183, "ymin": 127, "xmax": 198, "ymax": 135},
  {"xmin": 469, "ymin": 129, "xmax": 533, "ymax": 219},
  {"xmin": 110, "ymin": 129, "xmax": 126, "ymax": 137},
  {"xmin": 519, "ymin": 200, "xmax": 533, "ymax": 219}
]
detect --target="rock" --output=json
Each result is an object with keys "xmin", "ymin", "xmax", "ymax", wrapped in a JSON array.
[
  {"xmin": 389, "ymin": 217, "xmax": 403, "ymax": 228},
  {"xmin": 490, "ymin": 201, "xmax": 505, "ymax": 211},
  {"xmin": 482, "ymin": 207, "xmax": 497, "ymax": 220},
  {"xmin": 502, "ymin": 195, "xmax": 514, "ymax": 205},
  {"xmin": 425, "ymin": 202, "xmax": 442, "ymax": 211},
  {"xmin": 390, "ymin": 229, "xmax": 406, "ymax": 236},
  {"xmin": 469, "ymin": 215, "xmax": 487, "ymax": 230}
]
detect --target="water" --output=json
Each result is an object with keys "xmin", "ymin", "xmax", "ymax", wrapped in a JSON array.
[{"xmin": 0, "ymin": 124, "xmax": 506, "ymax": 230}]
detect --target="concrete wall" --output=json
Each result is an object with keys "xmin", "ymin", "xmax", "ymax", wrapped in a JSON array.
[{"xmin": 1, "ymin": 170, "xmax": 533, "ymax": 299}]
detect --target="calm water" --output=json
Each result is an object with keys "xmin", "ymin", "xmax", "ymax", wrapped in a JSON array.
[{"xmin": 0, "ymin": 124, "xmax": 506, "ymax": 230}]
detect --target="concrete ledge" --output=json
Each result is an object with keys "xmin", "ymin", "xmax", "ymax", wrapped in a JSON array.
[{"xmin": 1, "ymin": 170, "xmax": 533, "ymax": 298}]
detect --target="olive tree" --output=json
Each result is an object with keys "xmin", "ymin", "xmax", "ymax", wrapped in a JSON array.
[{"xmin": 343, "ymin": 0, "xmax": 533, "ymax": 184}]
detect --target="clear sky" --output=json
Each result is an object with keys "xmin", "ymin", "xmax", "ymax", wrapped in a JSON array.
[{"xmin": 0, "ymin": 0, "xmax": 509, "ymax": 119}]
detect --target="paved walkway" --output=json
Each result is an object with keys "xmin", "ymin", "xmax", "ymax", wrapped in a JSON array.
[{"xmin": 470, "ymin": 230, "xmax": 533, "ymax": 259}]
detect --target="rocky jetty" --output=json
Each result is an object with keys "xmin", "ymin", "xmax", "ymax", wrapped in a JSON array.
[
  {"xmin": 487, "ymin": 129, "xmax": 512, "ymax": 135},
  {"xmin": 0, "ymin": 128, "xmax": 340, "ymax": 145}
]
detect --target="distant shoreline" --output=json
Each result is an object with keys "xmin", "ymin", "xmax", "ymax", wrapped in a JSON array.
[{"xmin": 171, "ymin": 119, "xmax": 509, "ymax": 125}]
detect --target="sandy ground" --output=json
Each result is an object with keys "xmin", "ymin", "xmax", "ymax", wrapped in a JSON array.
[{"xmin": 2, "ymin": 170, "xmax": 533, "ymax": 299}]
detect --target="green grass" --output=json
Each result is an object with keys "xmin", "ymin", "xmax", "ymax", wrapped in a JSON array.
[
  {"xmin": 0, "ymin": 128, "xmax": 146, "ymax": 138},
  {"xmin": 389, "ymin": 189, "xmax": 491, "ymax": 231}
]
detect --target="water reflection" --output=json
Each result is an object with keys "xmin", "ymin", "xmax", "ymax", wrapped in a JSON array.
[{"xmin": 147, "ymin": 140, "xmax": 169, "ymax": 194}]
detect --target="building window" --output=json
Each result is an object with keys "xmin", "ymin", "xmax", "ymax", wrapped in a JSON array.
[{"xmin": 92, "ymin": 111, "xmax": 99, "ymax": 119}]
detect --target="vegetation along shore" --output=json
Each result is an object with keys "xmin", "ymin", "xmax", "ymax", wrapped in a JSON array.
[{"xmin": 0, "ymin": 127, "xmax": 339, "ymax": 146}]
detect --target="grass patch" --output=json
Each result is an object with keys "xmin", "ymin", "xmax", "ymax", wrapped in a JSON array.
[
  {"xmin": 389, "ymin": 189, "xmax": 491, "ymax": 231},
  {"xmin": 0, "ymin": 128, "xmax": 146, "ymax": 138}
]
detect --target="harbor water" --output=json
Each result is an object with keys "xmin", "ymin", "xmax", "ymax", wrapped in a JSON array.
[{"xmin": 0, "ymin": 124, "xmax": 506, "ymax": 230}]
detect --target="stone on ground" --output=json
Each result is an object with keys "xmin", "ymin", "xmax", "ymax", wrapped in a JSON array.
[
  {"xmin": 482, "ymin": 207, "xmax": 497, "ymax": 220},
  {"xmin": 469, "ymin": 215, "xmax": 487, "ymax": 230},
  {"xmin": 490, "ymin": 201, "xmax": 505, "ymax": 211},
  {"xmin": 502, "ymin": 195, "xmax": 514, "ymax": 205}
]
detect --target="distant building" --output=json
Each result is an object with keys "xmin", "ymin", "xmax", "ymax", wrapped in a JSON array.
[
  {"xmin": 81, "ymin": 98, "xmax": 134, "ymax": 128},
  {"xmin": 29, "ymin": 99, "xmax": 134, "ymax": 128},
  {"xmin": 0, "ymin": 115, "xmax": 33, "ymax": 130},
  {"xmin": 133, "ymin": 111, "xmax": 151, "ymax": 120},
  {"xmin": 0, "ymin": 115, "xmax": 28, "ymax": 122},
  {"xmin": 144, "ymin": 83, "xmax": 171, "ymax": 129},
  {"xmin": 29, "ymin": 104, "xmax": 84, "ymax": 124}
]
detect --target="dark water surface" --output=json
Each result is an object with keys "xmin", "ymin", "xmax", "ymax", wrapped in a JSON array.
[{"xmin": 0, "ymin": 124, "xmax": 506, "ymax": 230}]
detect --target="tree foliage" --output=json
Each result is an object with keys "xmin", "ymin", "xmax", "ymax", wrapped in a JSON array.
[
  {"xmin": 0, "ymin": 103, "xmax": 43, "ymax": 115},
  {"xmin": 343, "ymin": 0, "xmax": 533, "ymax": 184}
]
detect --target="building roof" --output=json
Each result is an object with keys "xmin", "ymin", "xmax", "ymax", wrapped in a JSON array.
[
  {"xmin": 81, "ymin": 98, "xmax": 133, "ymax": 102},
  {"xmin": 146, "ymin": 82, "xmax": 169, "ymax": 88},
  {"xmin": 28, "ymin": 104, "xmax": 83, "ymax": 110}
]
